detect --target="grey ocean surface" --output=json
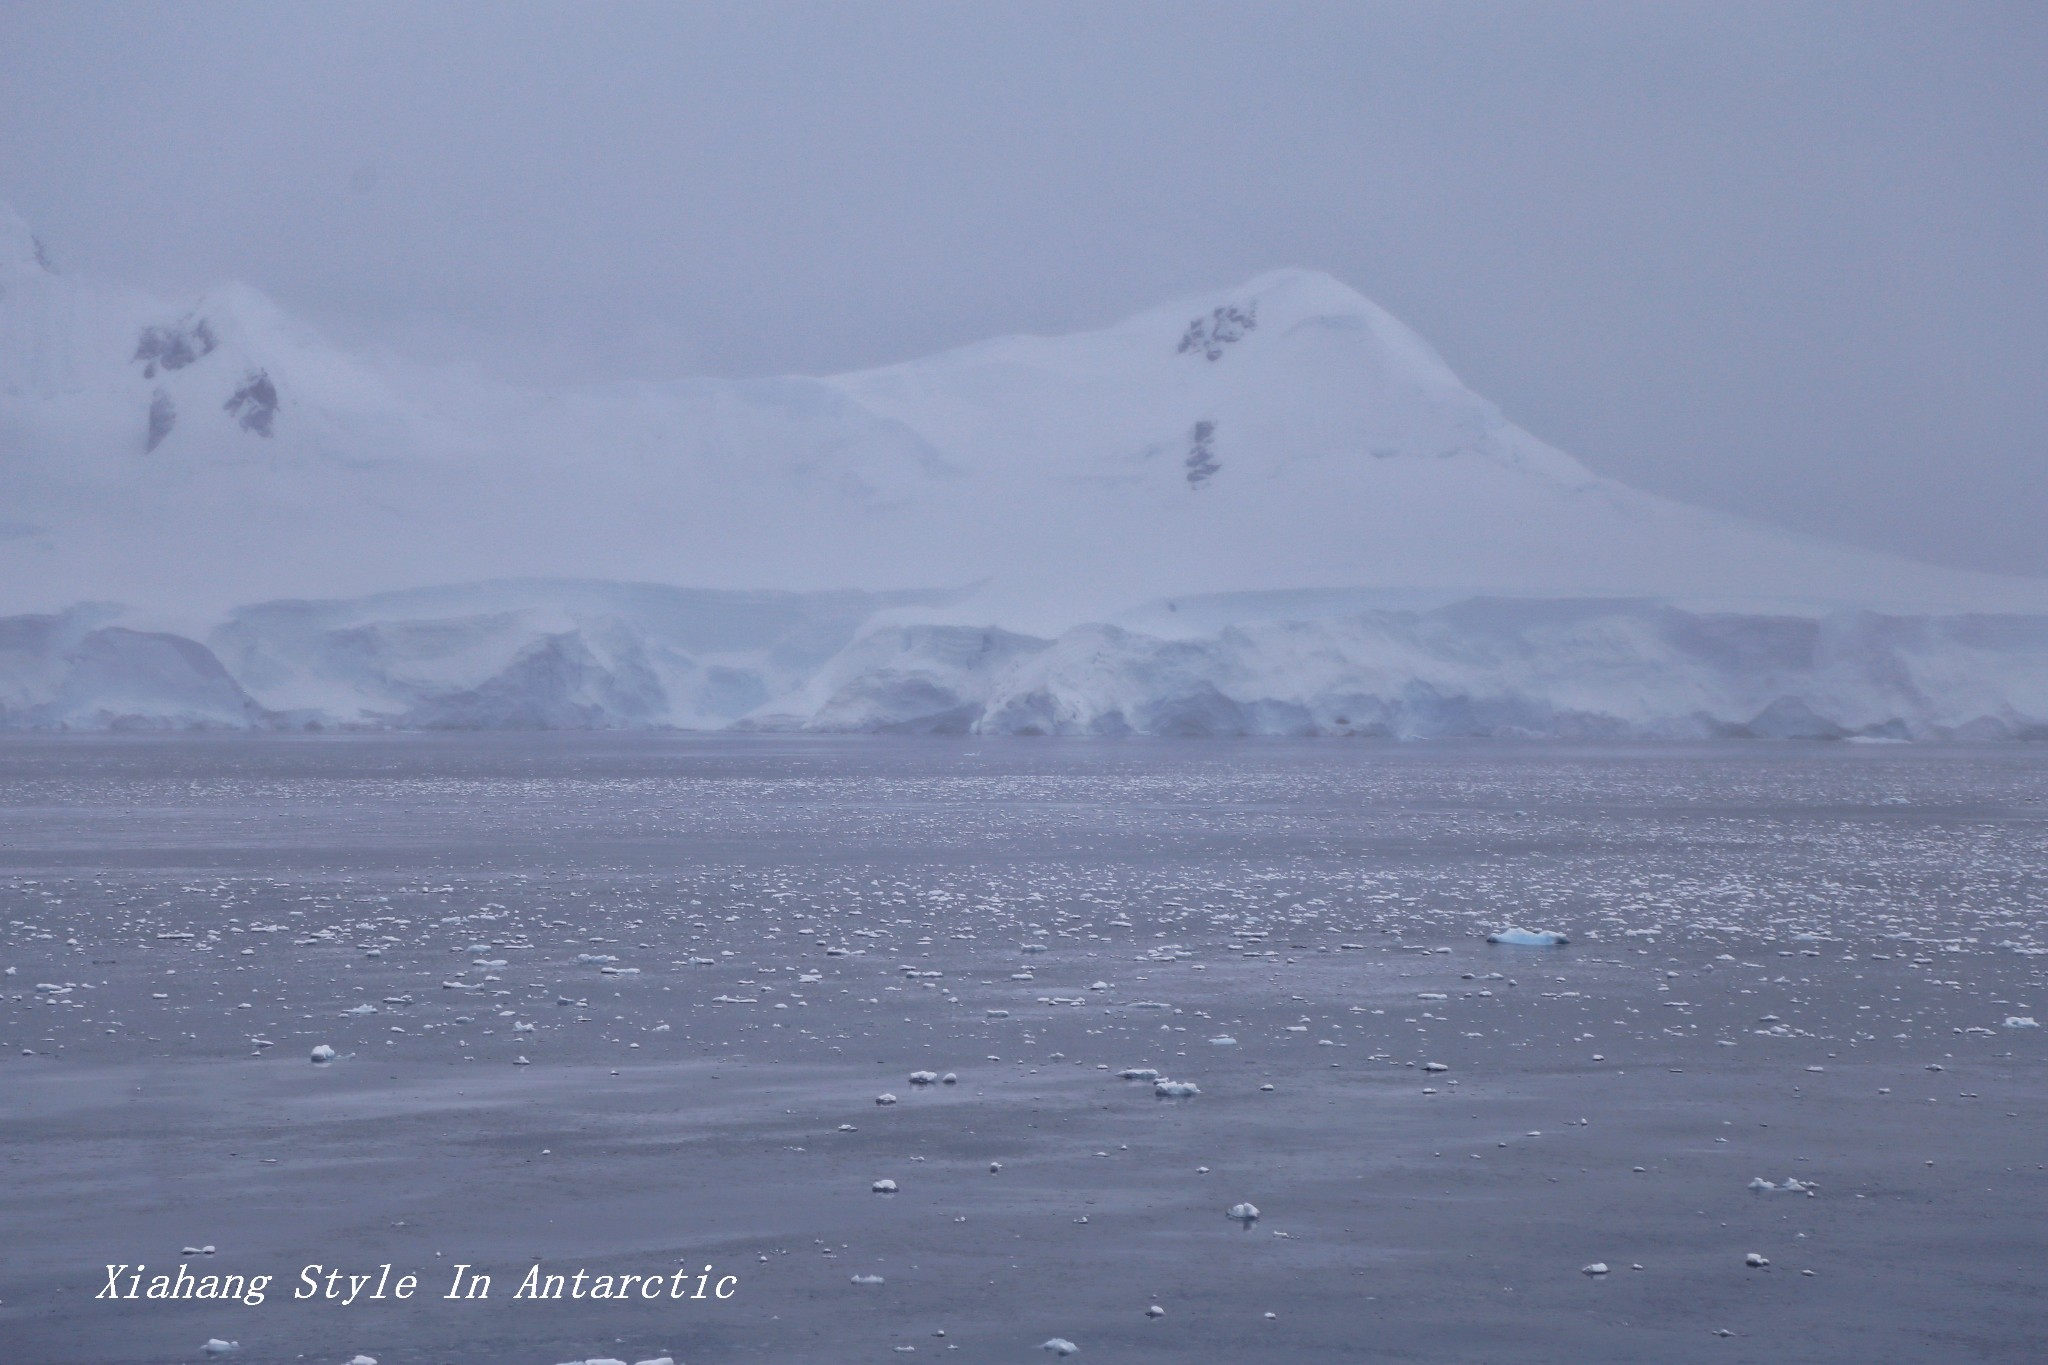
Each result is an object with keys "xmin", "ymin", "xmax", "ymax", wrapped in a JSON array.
[{"xmin": 1, "ymin": 736, "xmax": 2044, "ymax": 1364}]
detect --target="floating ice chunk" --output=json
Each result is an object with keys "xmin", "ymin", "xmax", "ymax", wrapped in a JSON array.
[
  {"xmin": 851, "ymin": 1274, "xmax": 886, "ymax": 1284},
  {"xmin": 1582, "ymin": 1262, "xmax": 1609, "ymax": 1276},
  {"xmin": 201, "ymin": 1343, "xmax": 238, "ymax": 1357},
  {"xmin": 1039, "ymin": 1339, "xmax": 1078, "ymax": 1356},
  {"xmin": 1228, "ymin": 1203, "xmax": 1260, "ymax": 1223},
  {"xmin": 309, "ymin": 1044, "xmax": 336, "ymax": 1064},
  {"xmin": 908, "ymin": 1070, "xmax": 939, "ymax": 1085},
  {"xmin": 1118, "ymin": 1068, "xmax": 1159, "ymax": 1081},
  {"xmin": 1207, "ymin": 1036, "xmax": 1236, "ymax": 1046},
  {"xmin": 2005, "ymin": 1016, "xmax": 2039, "ymax": 1028},
  {"xmin": 1422, "ymin": 1062, "xmax": 1448, "ymax": 1073},
  {"xmin": 1146, "ymin": 1305, "xmax": 1165, "ymax": 1318},
  {"xmin": 941, "ymin": 1073, "xmax": 958, "ymax": 1084},
  {"xmin": 990, "ymin": 1162, "xmax": 1003, "ymax": 1172},
  {"xmin": 1154, "ymin": 1080, "xmax": 1200, "ymax": 1098},
  {"xmin": 633, "ymin": 1358, "xmax": 676, "ymax": 1365},
  {"xmin": 986, "ymin": 1010, "xmax": 1010, "ymax": 1018},
  {"xmin": 876, "ymin": 1093, "xmax": 898, "ymax": 1106},
  {"xmin": 345, "ymin": 1003, "xmax": 377, "ymax": 1015},
  {"xmin": 1745, "ymin": 1253, "xmax": 1769, "ymax": 1268},
  {"xmin": 347, "ymin": 1357, "xmax": 378, "ymax": 1365},
  {"xmin": 1488, "ymin": 928, "xmax": 1569, "ymax": 947},
  {"xmin": 872, "ymin": 1179, "xmax": 898, "ymax": 1193}
]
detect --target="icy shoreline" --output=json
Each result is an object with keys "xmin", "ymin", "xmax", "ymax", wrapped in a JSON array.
[{"xmin": 5, "ymin": 585, "xmax": 2046, "ymax": 739}]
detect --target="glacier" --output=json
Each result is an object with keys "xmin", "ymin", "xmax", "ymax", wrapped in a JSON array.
[
  {"xmin": 4, "ymin": 586, "xmax": 2045, "ymax": 738},
  {"xmin": 3, "ymin": 197, "xmax": 2046, "ymax": 735}
]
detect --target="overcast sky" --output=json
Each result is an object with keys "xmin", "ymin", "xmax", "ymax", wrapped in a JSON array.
[{"xmin": 2, "ymin": 0, "xmax": 2043, "ymax": 576}]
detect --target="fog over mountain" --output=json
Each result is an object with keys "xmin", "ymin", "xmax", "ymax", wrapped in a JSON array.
[{"xmin": 3, "ymin": 201, "xmax": 2045, "ymax": 737}]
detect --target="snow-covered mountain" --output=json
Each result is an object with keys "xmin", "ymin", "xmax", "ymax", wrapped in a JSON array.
[{"xmin": 3, "ymin": 198, "xmax": 2045, "ymax": 735}]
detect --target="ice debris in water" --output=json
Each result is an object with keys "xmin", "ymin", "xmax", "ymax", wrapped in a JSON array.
[
  {"xmin": 346, "ymin": 1357, "xmax": 377, "ymax": 1365},
  {"xmin": 2005, "ymin": 1016, "xmax": 2039, "ymax": 1028},
  {"xmin": 1229, "ymin": 1202, "xmax": 1260, "ymax": 1223},
  {"xmin": 1207, "ymin": 1035, "xmax": 1237, "ymax": 1046},
  {"xmin": 1488, "ymin": 927, "xmax": 1569, "ymax": 947},
  {"xmin": 1040, "ymin": 1339, "xmax": 1078, "ymax": 1357},
  {"xmin": 1582, "ymin": 1263, "xmax": 1610, "ymax": 1276},
  {"xmin": 851, "ymin": 1274, "xmax": 885, "ymax": 1285},
  {"xmin": 872, "ymin": 1179, "xmax": 898, "ymax": 1194},
  {"xmin": 202, "ymin": 1343, "xmax": 238, "ymax": 1357},
  {"xmin": 1749, "ymin": 1177, "xmax": 1817, "ymax": 1196},
  {"xmin": 1154, "ymin": 1079, "xmax": 1200, "ymax": 1098},
  {"xmin": 1118, "ymin": 1068, "xmax": 1159, "ymax": 1081},
  {"xmin": 309, "ymin": 1044, "xmax": 336, "ymax": 1064},
  {"xmin": 1146, "ymin": 1305, "xmax": 1165, "ymax": 1318},
  {"xmin": 876, "ymin": 1093, "xmax": 898, "ymax": 1106},
  {"xmin": 908, "ymin": 1070, "xmax": 939, "ymax": 1085},
  {"xmin": 1745, "ymin": 1253, "xmax": 1770, "ymax": 1268}
]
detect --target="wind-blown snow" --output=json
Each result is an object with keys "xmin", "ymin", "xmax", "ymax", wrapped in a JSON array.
[{"xmin": 4, "ymin": 199, "xmax": 2047, "ymax": 734}]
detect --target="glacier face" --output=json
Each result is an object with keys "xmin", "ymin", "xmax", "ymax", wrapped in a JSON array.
[{"xmin": 4, "ymin": 587, "xmax": 2045, "ymax": 739}]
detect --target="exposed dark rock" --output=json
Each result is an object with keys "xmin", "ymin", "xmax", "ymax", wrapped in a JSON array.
[
  {"xmin": 145, "ymin": 389, "xmax": 175, "ymax": 452},
  {"xmin": 133, "ymin": 318, "xmax": 217, "ymax": 377},
  {"xmin": 1185, "ymin": 419, "xmax": 1220, "ymax": 488},
  {"xmin": 224, "ymin": 370, "xmax": 278, "ymax": 436},
  {"xmin": 1177, "ymin": 302, "xmax": 1257, "ymax": 360}
]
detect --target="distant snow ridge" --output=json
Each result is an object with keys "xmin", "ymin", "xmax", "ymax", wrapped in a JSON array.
[{"xmin": 5, "ymin": 585, "xmax": 2047, "ymax": 736}]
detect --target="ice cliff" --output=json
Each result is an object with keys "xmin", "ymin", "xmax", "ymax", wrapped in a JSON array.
[{"xmin": 4, "ymin": 587, "xmax": 2044, "ymax": 738}]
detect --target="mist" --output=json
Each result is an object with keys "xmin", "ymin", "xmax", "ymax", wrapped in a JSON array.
[{"xmin": 3, "ymin": 0, "xmax": 2042, "ymax": 577}]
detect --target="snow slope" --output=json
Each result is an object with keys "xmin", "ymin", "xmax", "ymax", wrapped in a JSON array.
[{"xmin": 3, "ymin": 198, "xmax": 2046, "ymax": 734}]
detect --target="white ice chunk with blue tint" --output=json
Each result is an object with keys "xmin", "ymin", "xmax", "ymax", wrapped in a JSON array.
[{"xmin": 1487, "ymin": 927, "xmax": 1569, "ymax": 946}]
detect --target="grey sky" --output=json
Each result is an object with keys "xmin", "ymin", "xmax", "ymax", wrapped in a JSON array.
[{"xmin": 3, "ymin": 0, "xmax": 2043, "ymax": 576}]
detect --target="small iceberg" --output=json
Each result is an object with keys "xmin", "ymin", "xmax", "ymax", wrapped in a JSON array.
[
  {"xmin": 1039, "ymin": 1340, "xmax": 1078, "ymax": 1356},
  {"xmin": 2005, "ymin": 1016, "xmax": 2038, "ymax": 1028},
  {"xmin": 1154, "ymin": 1079, "xmax": 1200, "ymax": 1098},
  {"xmin": 1488, "ymin": 928, "xmax": 1569, "ymax": 947},
  {"xmin": 309, "ymin": 1044, "xmax": 336, "ymax": 1064},
  {"xmin": 1228, "ymin": 1202, "xmax": 1260, "ymax": 1224}
]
